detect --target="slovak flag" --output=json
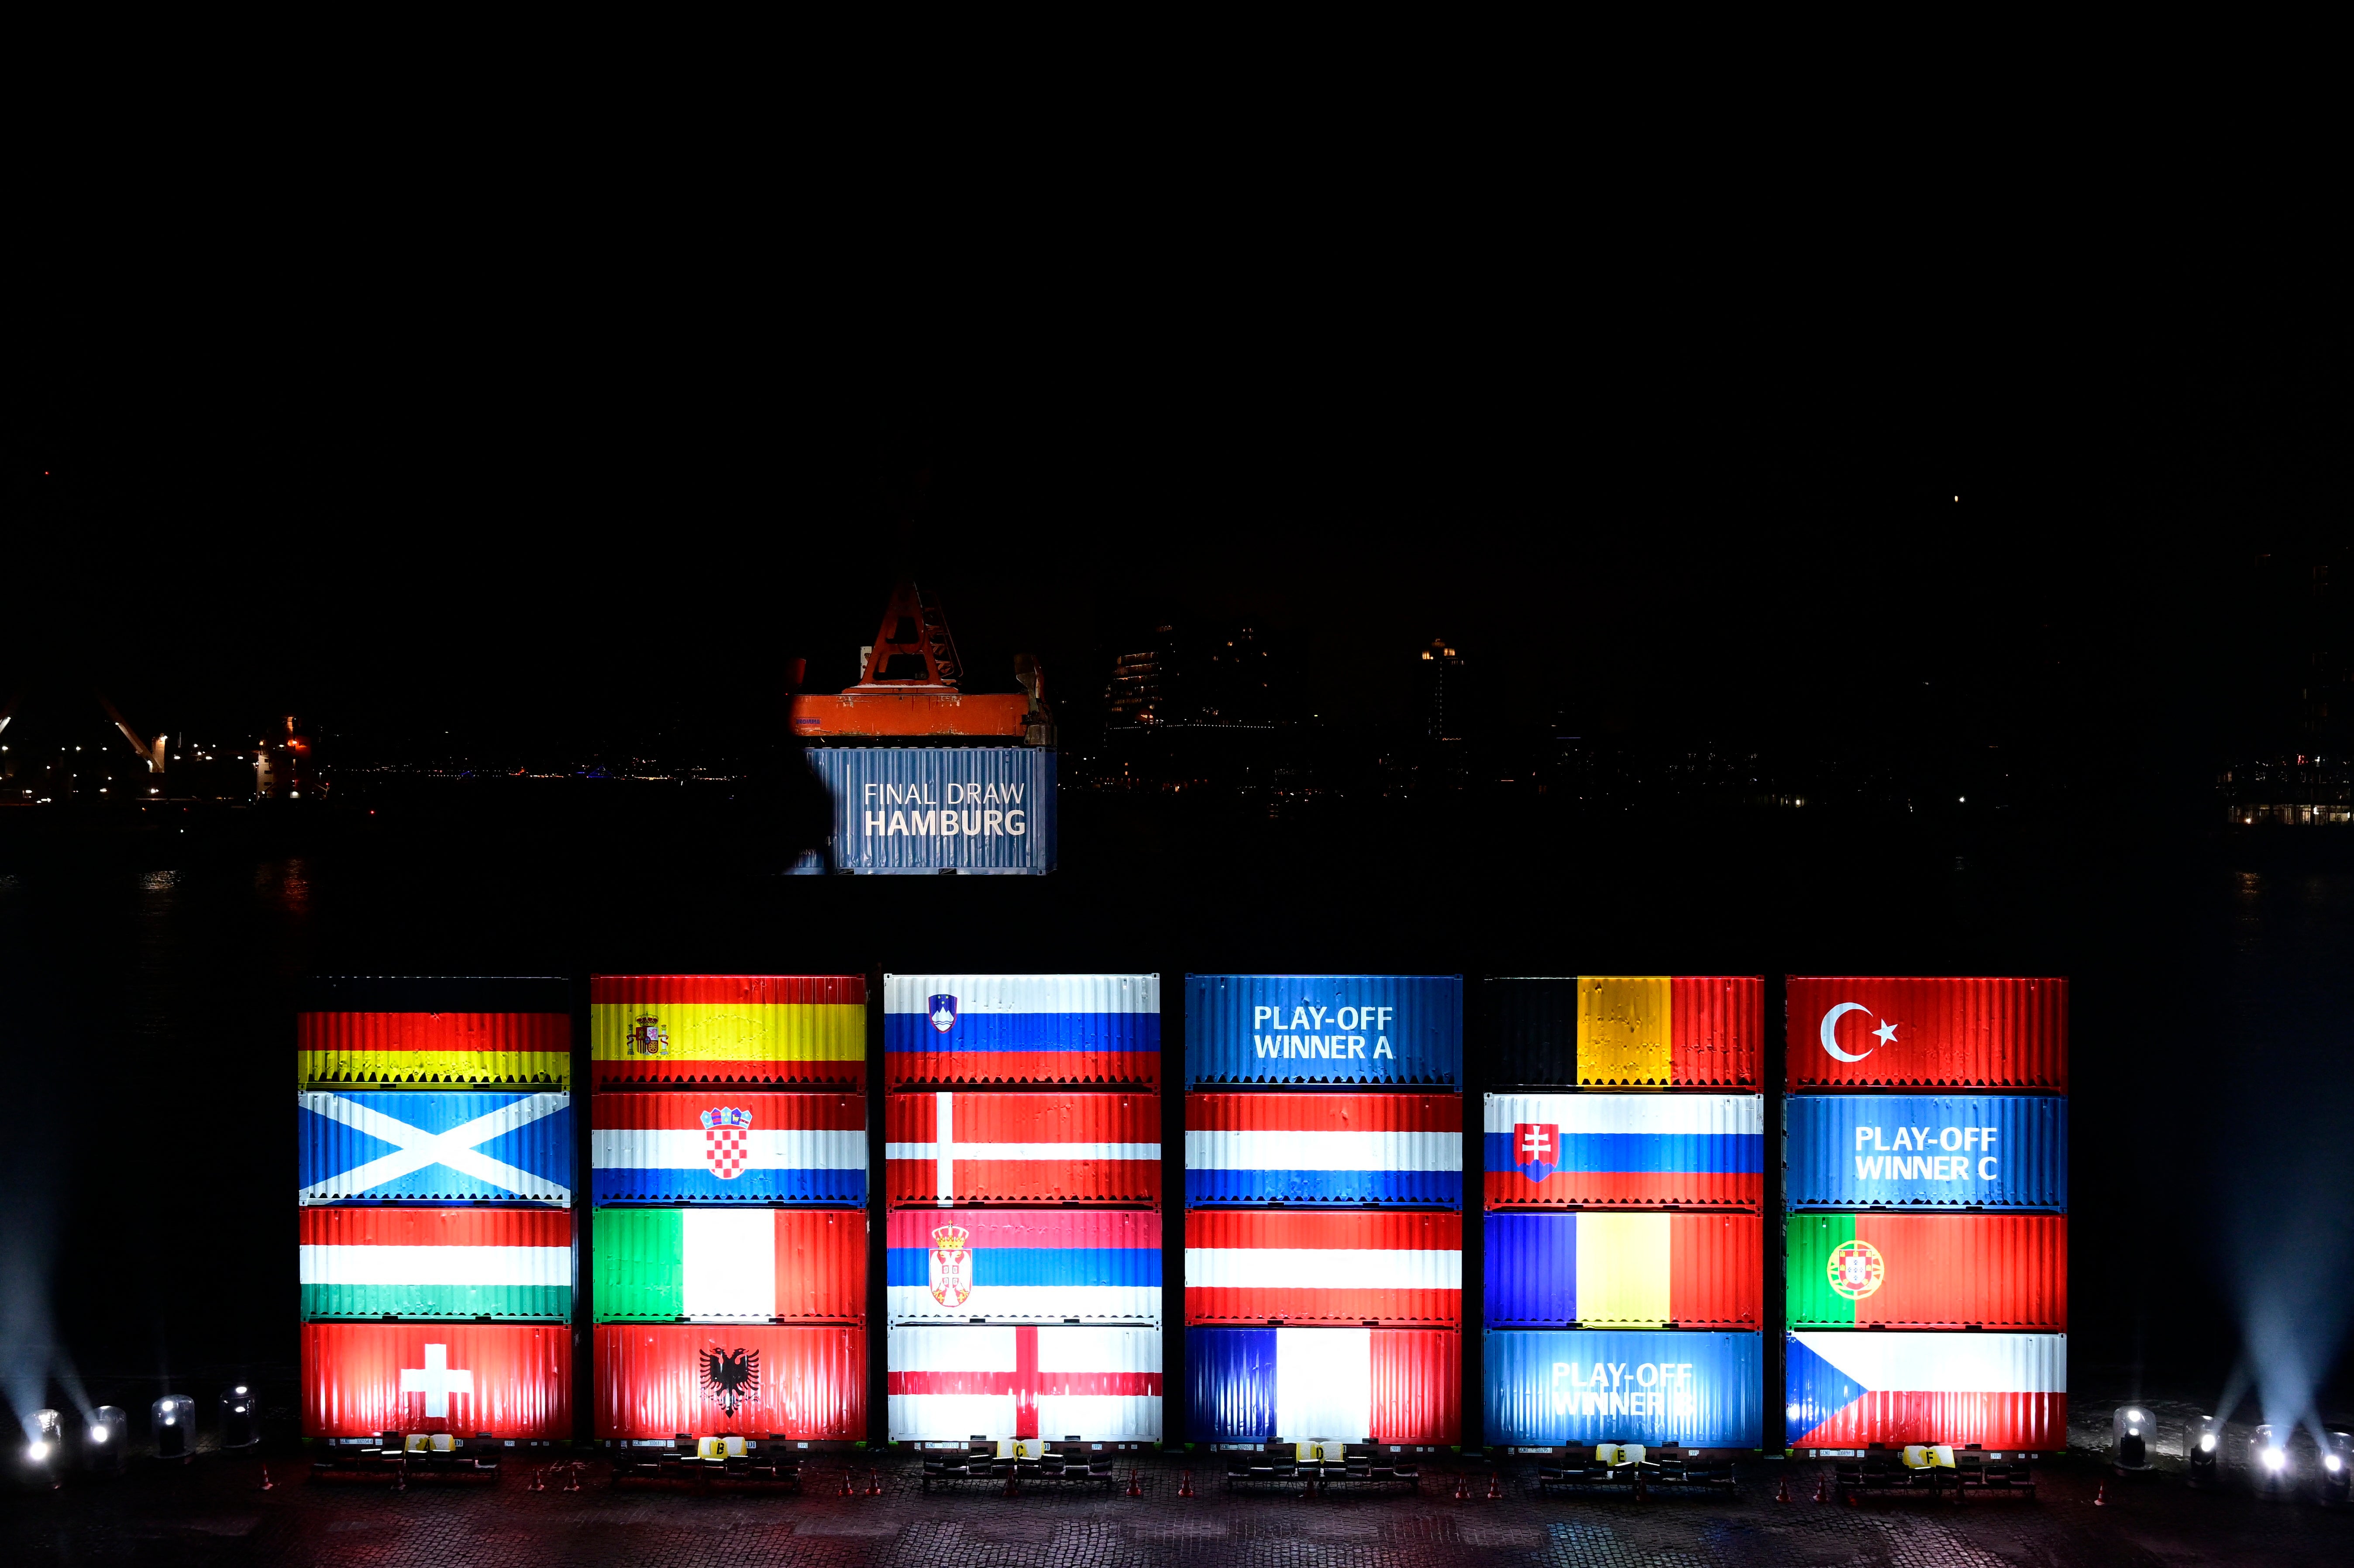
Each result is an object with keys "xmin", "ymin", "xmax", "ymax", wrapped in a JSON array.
[
  {"xmin": 1484, "ymin": 1093, "xmax": 1762, "ymax": 1210},
  {"xmin": 1513, "ymin": 1123, "xmax": 1561, "ymax": 1183}
]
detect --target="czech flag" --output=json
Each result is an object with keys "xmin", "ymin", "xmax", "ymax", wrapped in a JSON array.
[
  {"xmin": 884, "ymin": 1093, "xmax": 1160, "ymax": 1206},
  {"xmin": 594, "ymin": 1209, "xmax": 866, "ymax": 1323},
  {"xmin": 1184, "ymin": 1093, "xmax": 1462, "ymax": 1207},
  {"xmin": 888, "ymin": 1325, "xmax": 1163, "ymax": 1442},
  {"xmin": 1483, "ymin": 1093, "xmax": 1762, "ymax": 1210},
  {"xmin": 1786, "ymin": 1331, "xmax": 2067, "ymax": 1451},
  {"xmin": 1186, "ymin": 1327, "xmax": 1459, "ymax": 1444},
  {"xmin": 887, "ymin": 1210, "xmax": 1161, "ymax": 1323},
  {"xmin": 590, "ymin": 975, "xmax": 864, "ymax": 1089},
  {"xmin": 1184, "ymin": 1211, "xmax": 1460, "ymax": 1325},
  {"xmin": 592, "ymin": 1092, "xmax": 866, "ymax": 1204},
  {"xmin": 1481, "ymin": 1212, "xmax": 1761, "ymax": 1328},
  {"xmin": 884, "ymin": 973, "xmax": 1159, "ymax": 1087}
]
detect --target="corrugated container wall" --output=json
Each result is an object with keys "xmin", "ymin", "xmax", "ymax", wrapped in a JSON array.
[
  {"xmin": 595, "ymin": 1325, "xmax": 867, "ymax": 1440},
  {"xmin": 789, "ymin": 746, "xmax": 1056, "ymax": 875},
  {"xmin": 1482, "ymin": 977, "xmax": 1762, "ymax": 1087},
  {"xmin": 1784, "ymin": 1095, "xmax": 2067, "ymax": 1210},
  {"xmin": 887, "ymin": 1325, "xmax": 1163, "ymax": 1442},
  {"xmin": 1481, "ymin": 1212, "xmax": 1762, "ymax": 1329},
  {"xmin": 590, "ymin": 974, "xmax": 864, "ymax": 1089},
  {"xmin": 299, "ymin": 1090, "xmax": 573, "ymax": 1205},
  {"xmin": 1786, "ymin": 1214, "xmax": 2066, "ymax": 1330},
  {"xmin": 1786, "ymin": 1331, "xmax": 2067, "ymax": 1451},
  {"xmin": 302, "ymin": 1323, "xmax": 572, "ymax": 1438},
  {"xmin": 1184, "ymin": 1211, "xmax": 1462, "ymax": 1326},
  {"xmin": 888, "ymin": 1210, "xmax": 1161, "ymax": 1324},
  {"xmin": 1184, "ymin": 1327, "xmax": 1459, "ymax": 1444},
  {"xmin": 1186, "ymin": 1093, "xmax": 1462, "ymax": 1207},
  {"xmin": 298, "ymin": 1012, "xmax": 571, "ymax": 1088},
  {"xmin": 301, "ymin": 1207, "xmax": 572, "ymax": 1320},
  {"xmin": 884, "ymin": 1092, "xmax": 1160, "ymax": 1206},
  {"xmin": 1785, "ymin": 977, "xmax": 2068, "ymax": 1090},
  {"xmin": 1483, "ymin": 1093, "xmax": 1763, "ymax": 1210},
  {"xmin": 1483, "ymin": 1330, "xmax": 1762, "ymax": 1449},
  {"xmin": 594, "ymin": 1208, "xmax": 866, "ymax": 1324},
  {"xmin": 884, "ymin": 974, "xmax": 1159, "ymax": 1087},
  {"xmin": 1184, "ymin": 974, "xmax": 1462, "ymax": 1087},
  {"xmin": 592, "ymin": 1091, "xmax": 866, "ymax": 1205}
]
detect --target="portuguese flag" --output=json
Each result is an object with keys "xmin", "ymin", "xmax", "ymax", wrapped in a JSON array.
[{"xmin": 1787, "ymin": 1214, "xmax": 2066, "ymax": 1330}]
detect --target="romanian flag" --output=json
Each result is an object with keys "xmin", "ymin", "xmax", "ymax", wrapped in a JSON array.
[
  {"xmin": 298, "ymin": 1011, "xmax": 570, "ymax": 1087},
  {"xmin": 591, "ymin": 975, "xmax": 864, "ymax": 1089},
  {"xmin": 1481, "ymin": 1212, "xmax": 1761, "ymax": 1328},
  {"xmin": 1483, "ymin": 1093, "xmax": 1762, "ymax": 1210}
]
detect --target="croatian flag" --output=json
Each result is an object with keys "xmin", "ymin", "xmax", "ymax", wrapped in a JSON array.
[
  {"xmin": 1483, "ymin": 1093, "xmax": 1763, "ymax": 1210},
  {"xmin": 886, "ymin": 1210, "xmax": 1161, "ymax": 1323},
  {"xmin": 298, "ymin": 1091, "xmax": 572, "ymax": 1205},
  {"xmin": 1184, "ymin": 1211, "xmax": 1461, "ymax": 1325},
  {"xmin": 300, "ymin": 1208, "xmax": 572, "ymax": 1321},
  {"xmin": 883, "ymin": 973, "xmax": 1160, "ymax": 1087},
  {"xmin": 1185, "ymin": 1327, "xmax": 1460, "ymax": 1444},
  {"xmin": 1185, "ymin": 1093, "xmax": 1462, "ymax": 1207},
  {"xmin": 884, "ymin": 1093, "xmax": 1161, "ymax": 1206},
  {"xmin": 887, "ymin": 1325, "xmax": 1163, "ymax": 1442},
  {"xmin": 1786, "ymin": 1331, "xmax": 2068, "ymax": 1451},
  {"xmin": 592, "ymin": 1092, "xmax": 866, "ymax": 1204}
]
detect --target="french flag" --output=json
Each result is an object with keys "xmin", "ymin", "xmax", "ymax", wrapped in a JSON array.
[
  {"xmin": 1186, "ymin": 1327, "xmax": 1460, "ymax": 1444},
  {"xmin": 1786, "ymin": 1331, "xmax": 2067, "ymax": 1451},
  {"xmin": 884, "ymin": 974, "xmax": 1159, "ymax": 1087},
  {"xmin": 887, "ymin": 1325, "xmax": 1163, "ymax": 1442},
  {"xmin": 1483, "ymin": 1093, "xmax": 1763, "ymax": 1210},
  {"xmin": 886, "ymin": 1210, "xmax": 1162, "ymax": 1323},
  {"xmin": 884, "ymin": 1093, "xmax": 1161, "ymax": 1206},
  {"xmin": 1184, "ymin": 1211, "xmax": 1461, "ymax": 1325},
  {"xmin": 1185, "ymin": 1093, "xmax": 1462, "ymax": 1207}
]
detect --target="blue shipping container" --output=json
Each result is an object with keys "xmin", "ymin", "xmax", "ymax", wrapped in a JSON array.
[
  {"xmin": 1185, "ymin": 975, "xmax": 1462, "ymax": 1087},
  {"xmin": 1785, "ymin": 1095, "xmax": 2067, "ymax": 1210},
  {"xmin": 789, "ymin": 747, "xmax": 1056, "ymax": 875},
  {"xmin": 298, "ymin": 1090, "xmax": 573, "ymax": 1205},
  {"xmin": 1485, "ymin": 1331, "xmax": 1762, "ymax": 1449}
]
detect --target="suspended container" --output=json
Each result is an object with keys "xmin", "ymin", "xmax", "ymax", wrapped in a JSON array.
[
  {"xmin": 1786, "ymin": 1214, "xmax": 2067, "ymax": 1330},
  {"xmin": 1785, "ymin": 1095, "xmax": 2067, "ymax": 1210},
  {"xmin": 884, "ymin": 1092, "xmax": 1160, "ymax": 1207},
  {"xmin": 299, "ymin": 976, "xmax": 571, "ymax": 1015},
  {"xmin": 301, "ymin": 1323, "xmax": 572, "ymax": 1438},
  {"xmin": 1185, "ymin": 1327, "xmax": 1460, "ymax": 1445},
  {"xmin": 884, "ymin": 973, "xmax": 1159, "ymax": 1087},
  {"xmin": 1786, "ymin": 1331, "xmax": 2067, "ymax": 1452},
  {"xmin": 1186, "ymin": 1093, "xmax": 1462, "ymax": 1207},
  {"xmin": 888, "ymin": 1324, "xmax": 1163, "ymax": 1442},
  {"xmin": 1786, "ymin": 977, "xmax": 2068, "ymax": 1090},
  {"xmin": 1481, "ymin": 1212, "xmax": 1761, "ymax": 1329},
  {"xmin": 1484, "ymin": 1330, "xmax": 1762, "ymax": 1449},
  {"xmin": 1481, "ymin": 976, "xmax": 1763, "ymax": 1088},
  {"xmin": 788, "ymin": 746, "xmax": 1056, "ymax": 875},
  {"xmin": 301, "ymin": 1207, "xmax": 572, "ymax": 1320},
  {"xmin": 888, "ymin": 1209, "xmax": 1161, "ymax": 1324},
  {"xmin": 298, "ymin": 1090, "xmax": 573, "ymax": 1206},
  {"xmin": 595, "ymin": 1324, "xmax": 866, "ymax": 1440},
  {"xmin": 1184, "ymin": 1210, "xmax": 1461, "ymax": 1326},
  {"xmin": 298, "ymin": 1011, "xmax": 571, "ymax": 1088},
  {"xmin": 1483, "ymin": 1093, "xmax": 1762, "ymax": 1210},
  {"xmin": 592, "ymin": 1091, "xmax": 866, "ymax": 1205},
  {"xmin": 1184, "ymin": 974, "xmax": 1462, "ymax": 1087},
  {"xmin": 595, "ymin": 1208, "xmax": 865, "ymax": 1323},
  {"xmin": 590, "ymin": 975, "xmax": 865, "ymax": 1090}
]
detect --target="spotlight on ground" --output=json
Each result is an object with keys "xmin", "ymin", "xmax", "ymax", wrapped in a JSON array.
[
  {"xmin": 24, "ymin": 1409, "xmax": 63, "ymax": 1473},
  {"xmin": 152, "ymin": 1396, "xmax": 195, "ymax": 1463},
  {"xmin": 2252, "ymin": 1424, "xmax": 2293, "ymax": 1496},
  {"xmin": 2188, "ymin": 1414, "xmax": 2222, "ymax": 1489},
  {"xmin": 219, "ymin": 1386, "xmax": 257, "ymax": 1449},
  {"xmin": 2322, "ymin": 1431, "xmax": 2351, "ymax": 1507},
  {"xmin": 84, "ymin": 1406, "xmax": 127, "ymax": 1475},
  {"xmin": 2112, "ymin": 1405, "xmax": 2154, "ymax": 1473}
]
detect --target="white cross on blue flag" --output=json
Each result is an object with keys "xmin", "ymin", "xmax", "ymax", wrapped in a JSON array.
[{"xmin": 299, "ymin": 1091, "xmax": 573, "ymax": 1204}]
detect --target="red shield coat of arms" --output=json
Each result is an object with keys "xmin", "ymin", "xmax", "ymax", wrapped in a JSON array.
[
  {"xmin": 1514, "ymin": 1122, "xmax": 1562, "ymax": 1183},
  {"xmin": 928, "ymin": 1224, "xmax": 974, "ymax": 1307},
  {"xmin": 701, "ymin": 1106, "xmax": 753, "ymax": 1180}
]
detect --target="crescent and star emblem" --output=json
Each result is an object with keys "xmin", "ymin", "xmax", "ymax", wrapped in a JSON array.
[{"xmin": 1820, "ymin": 1002, "xmax": 1898, "ymax": 1062}]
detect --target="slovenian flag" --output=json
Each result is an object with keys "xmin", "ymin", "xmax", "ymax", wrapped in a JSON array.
[
  {"xmin": 1786, "ymin": 1331, "xmax": 2067, "ymax": 1451},
  {"xmin": 594, "ymin": 1208, "xmax": 866, "ymax": 1323},
  {"xmin": 1185, "ymin": 1327, "xmax": 1460, "ymax": 1444},
  {"xmin": 1184, "ymin": 1093, "xmax": 1462, "ymax": 1207},
  {"xmin": 1483, "ymin": 1093, "xmax": 1762, "ymax": 1210},
  {"xmin": 884, "ymin": 1093, "xmax": 1160, "ymax": 1206},
  {"xmin": 299, "ymin": 1090, "xmax": 572, "ymax": 1205},
  {"xmin": 590, "ymin": 974, "xmax": 865, "ymax": 1088},
  {"xmin": 1481, "ymin": 1212, "xmax": 1762, "ymax": 1328},
  {"xmin": 300, "ymin": 1208, "xmax": 571, "ymax": 1320},
  {"xmin": 884, "ymin": 974, "xmax": 1159, "ymax": 1087},
  {"xmin": 592, "ymin": 1092, "xmax": 866, "ymax": 1204},
  {"xmin": 1183, "ymin": 1211, "xmax": 1460, "ymax": 1325},
  {"xmin": 887, "ymin": 1210, "xmax": 1161, "ymax": 1323},
  {"xmin": 888, "ymin": 1325, "xmax": 1163, "ymax": 1442}
]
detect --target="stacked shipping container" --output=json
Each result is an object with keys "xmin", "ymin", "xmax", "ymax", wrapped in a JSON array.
[
  {"xmin": 589, "ymin": 977, "xmax": 870, "ymax": 1445},
  {"xmin": 1479, "ymin": 977, "xmax": 1766, "ymax": 1451},
  {"xmin": 883, "ymin": 976, "xmax": 1164, "ymax": 1451},
  {"xmin": 297, "ymin": 977, "xmax": 576, "ymax": 1443},
  {"xmin": 1782, "ymin": 978, "xmax": 2068, "ymax": 1455},
  {"xmin": 1184, "ymin": 976, "xmax": 1464, "ymax": 1450}
]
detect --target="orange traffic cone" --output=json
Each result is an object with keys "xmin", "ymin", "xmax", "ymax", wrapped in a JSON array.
[
  {"xmin": 257, "ymin": 1466, "xmax": 274, "ymax": 1492},
  {"xmin": 867, "ymin": 1469, "xmax": 884, "ymax": 1498},
  {"xmin": 1178, "ymin": 1469, "xmax": 1195, "ymax": 1498},
  {"xmin": 840, "ymin": 1470, "xmax": 856, "ymax": 1497},
  {"xmin": 1487, "ymin": 1471, "xmax": 1503, "ymax": 1500},
  {"xmin": 2094, "ymin": 1482, "xmax": 2107, "ymax": 1507},
  {"xmin": 1815, "ymin": 1474, "xmax": 1829, "ymax": 1503},
  {"xmin": 1774, "ymin": 1475, "xmax": 1790, "ymax": 1504},
  {"xmin": 1126, "ymin": 1467, "xmax": 1143, "ymax": 1497},
  {"xmin": 1452, "ymin": 1472, "xmax": 1468, "ymax": 1502}
]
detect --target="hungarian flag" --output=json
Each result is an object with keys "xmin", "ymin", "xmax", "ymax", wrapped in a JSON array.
[
  {"xmin": 1483, "ymin": 1093, "xmax": 1762, "ymax": 1209},
  {"xmin": 592, "ymin": 1092, "xmax": 866, "ymax": 1204},
  {"xmin": 1184, "ymin": 1211, "xmax": 1460, "ymax": 1325},
  {"xmin": 1786, "ymin": 1214, "xmax": 2067, "ymax": 1330},
  {"xmin": 1184, "ymin": 1327, "xmax": 1459, "ymax": 1444},
  {"xmin": 595, "ymin": 1325, "xmax": 865, "ymax": 1439},
  {"xmin": 298, "ymin": 1011, "xmax": 571, "ymax": 1088},
  {"xmin": 1481, "ymin": 1212, "xmax": 1761, "ymax": 1328},
  {"xmin": 884, "ymin": 1093, "xmax": 1160, "ymax": 1206},
  {"xmin": 1183, "ymin": 1093, "xmax": 1462, "ymax": 1206},
  {"xmin": 887, "ymin": 1325, "xmax": 1163, "ymax": 1442},
  {"xmin": 886, "ymin": 1210, "xmax": 1161, "ymax": 1323},
  {"xmin": 884, "ymin": 973, "xmax": 1160, "ymax": 1087},
  {"xmin": 1786, "ymin": 1331, "xmax": 2067, "ymax": 1451},
  {"xmin": 302, "ymin": 1323, "xmax": 571, "ymax": 1438},
  {"xmin": 300, "ymin": 1208, "xmax": 571, "ymax": 1320},
  {"xmin": 594, "ymin": 1209, "xmax": 866, "ymax": 1323},
  {"xmin": 590, "ymin": 975, "xmax": 865, "ymax": 1089}
]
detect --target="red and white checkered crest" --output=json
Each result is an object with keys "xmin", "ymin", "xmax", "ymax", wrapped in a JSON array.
[{"xmin": 701, "ymin": 1105, "xmax": 753, "ymax": 1180}]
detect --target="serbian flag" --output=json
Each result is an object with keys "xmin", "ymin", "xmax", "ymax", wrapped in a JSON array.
[
  {"xmin": 300, "ymin": 1208, "xmax": 571, "ymax": 1321},
  {"xmin": 298, "ymin": 1011, "xmax": 571, "ymax": 1088},
  {"xmin": 884, "ymin": 1093, "xmax": 1160, "ymax": 1206},
  {"xmin": 884, "ymin": 973, "xmax": 1159, "ymax": 1087},
  {"xmin": 594, "ymin": 1208, "xmax": 866, "ymax": 1323},
  {"xmin": 590, "ymin": 975, "xmax": 864, "ymax": 1089},
  {"xmin": 1185, "ymin": 1327, "xmax": 1459, "ymax": 1444},
  {"xmin": 592, "ymin": 1092, "xmax": 866, "ymax": 1204},
  {"xmin": 1481, "ymin": 1212, "xmax": 1762, "ymax": 1328},
  {"xmin": 887, "ymin": 1325, "xmax": 1163, "ymax": 1441},
  {"xmin": 1184, "ymin": 1093, "xmax": 1462, "ymax": 1206},
  {"xmin": 886, "ymin": 1210, "xmax": 1161, "ymax": 1323},
  {"xmin": 1184, "ymin": 1211, "xmax": 1461, "ymax": 1326},
  {"xmin": 1786, "ymin": 1331, "xmax": 2067, "ymax": 1451},
  {"xmin": 1483, "ymin": 1093, "xmax": 1762, "ymax": 1210}
]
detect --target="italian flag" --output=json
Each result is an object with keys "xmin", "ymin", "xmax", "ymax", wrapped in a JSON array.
[
  {"xmin": 594, "ymin": 1208, "xmax": 866, "ymax": 1323},
  {"xmin": 299, "ymin": 1209, "xmax": 571, "ymax": 1320}
]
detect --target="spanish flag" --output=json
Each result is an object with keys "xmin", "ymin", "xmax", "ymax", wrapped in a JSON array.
[{"xmin": 591, "ymin": 975, "xmax": 865, "ymax": 1088}]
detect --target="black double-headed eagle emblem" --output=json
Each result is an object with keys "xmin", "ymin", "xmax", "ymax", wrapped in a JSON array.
[{"xmin": 700, "ymin": 1348, "xmax": 760, "ymax": 1415}]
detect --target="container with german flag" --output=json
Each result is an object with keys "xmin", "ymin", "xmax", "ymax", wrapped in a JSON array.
[
  {"xmin": 1481, "ymin": 976, "xmax": 1763, "ymax": 1088},
  {"xmin": 298, "ymin": 975, "xmax": 572, "ymax": 1087},
  {"xmin": 591, "ymin": 974, "xmax": 866, "ymax": 1089}
]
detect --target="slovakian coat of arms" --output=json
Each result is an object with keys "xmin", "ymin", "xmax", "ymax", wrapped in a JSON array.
[
  {"xmin": 928, "ymin": 1224, "xmax": 974, "ymax": 1308},
  {"xmin": 1513, "ymin": 1122, "xmax": 1562, "ymax": 1183},
  {"xmin": 701, "ymin": 1105, "xmax": 753, "ymax": 1179}
]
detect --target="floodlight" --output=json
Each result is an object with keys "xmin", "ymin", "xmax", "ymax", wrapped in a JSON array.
[
  {"xmin": 2323, "ymin": 1432, "xmax": 2350, "ymax": 1506},
  {"xmin": 86, "ymin": 1406, "xmax": 128, "ymax": 1474},
  {"xmin": 2111, "ymin": 1403, "xmax": 2153, "ymax": 1472},
  {"xmin": 219, "ymin": 1386, "xmax": 258, "ymax": 1449},
  {"xmin": 2252, "ymin": 1424, "xmax": 2292, "ymax": 1493},
  {"xmin": 26, "ymin": 1409, "xmax": 63, "ymax": 1471},
  {"xmin": 2188, "ymin": 1414, "xmax": 2221, "ymax": 1488},
  {"xmin": 153, "ymin": 1395, "xmax": 196, "ymax": 1461}
]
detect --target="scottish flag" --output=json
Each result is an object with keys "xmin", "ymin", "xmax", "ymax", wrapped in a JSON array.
[{"xmin": 299, "ymin": 1091, "xmax": 573, "ymax": 1205}]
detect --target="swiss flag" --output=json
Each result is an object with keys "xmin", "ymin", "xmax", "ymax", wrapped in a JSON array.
[{"xmin": 1514, "ymin": 1122, "xmax": 1561, "ymax": 1181}]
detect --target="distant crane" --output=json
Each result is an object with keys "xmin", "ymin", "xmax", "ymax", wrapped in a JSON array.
[
  {"xmin": 96, "ymin": 691, "xmax": 167, "ymax": 774},
  {"xmin": 788, "ymin": 582, "xmax": 1053, "ymax": 745}
]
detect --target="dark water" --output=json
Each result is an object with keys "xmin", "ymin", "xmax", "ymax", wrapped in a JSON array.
[{"xmin": 3, "ymin": 784, "xmax": 2349, "ymax": 1434}]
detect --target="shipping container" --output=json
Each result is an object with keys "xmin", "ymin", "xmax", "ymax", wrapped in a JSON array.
[
  {"xmin": 884, "ymin": 1092, "xmax": 1160, "ymax": 1207},
  {"xmin": 591, "ymin": 975, "xmax": 864, "ymax": 1089},
  {"xmin": 888, "ymin": 1325, "xmax": 1162, "ymax": 1442},
  {"xmin": 1786, "ymin": 1331, "xmax": 2067, "ymax": 1451},
  {"xmin": 1786, "ymin": 1214, "xmax": 2067, "ymax": 1330},
  {"xmin": 1786, "ymin": 977, "xmax": 2068, "ymax": 1090},
  {"xmin": 298, "ymin": 1090, "xmax": 572, "ymax": 1205},
  {"xmin": 1483, "ymin": 1093, "xmax": 1762, "ymax": 1210},
  {"xmin": 1785, "ymin": 1096, "xmax": 2067, "ymax": 1210},
  {"xmin": 299, "ymin": 976, "xmax": 571, "ymax": 1014},
  {"xmin": 888, "ymin": 1210, "xmax": 1161, "ymax": 1323},
  {"xmin": 1484, "ymin": 1330, "xmax": 1762, "ymax": 1449},
  {"xmin": 595, "ymin": 1208, "xmax": 865, "ymax": 1324},
  {"xmin": 1184, "ymin": 1327, "xmax": 1459, "ymax": 1444},
  {"xmin": 1481, "ymin": 1213, "xmax": 1761, "ymax": 1329},
  {"xmin": 788, "ymin": 746, "xmax": 1056, "ymax": 875},
  {"xmin": 595, "ymin": 1324, "xmax": 866, "ymax": 1440},
  {"xmin": 884, "ymin": 973, "xmax": 1159, "ymax": 1087},
  {"xmin": 1186, "ymin": 1093, "xmax": 1462, "ymax": 1207},
  {"xmin": 1185, "ymin": 974, "xmax": 1461, "ymax": 1087},
  {"xmin": 1185, "ymin": 1211, "xmax": 1461, "ymax": 1326},
  {"xmin": 302, "ymin": 1323, "xmax": 571, "ymax": 1438},
  {"xmin": 592, "ymin": 1092, "xmax": 866, "ymax": 1205},
  {"xmin": 300, "ymin": 1207, "xmax": 571, "ymax": 1320},
  {"xmin": 1481, "ymin": 977, "xmax": 1763, "ymax": 1088},
  {"xmin": 298, "ymin": 1011, "xmax": 571, "ymax": 1088}
]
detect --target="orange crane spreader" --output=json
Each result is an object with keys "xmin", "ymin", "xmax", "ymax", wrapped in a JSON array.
[{"xmin": 788, "ymin": 582, "xmax": 1052, "ymax": 744}]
